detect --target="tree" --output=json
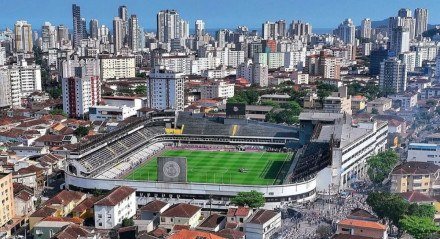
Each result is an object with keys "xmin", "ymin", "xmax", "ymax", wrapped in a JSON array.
[
  {"xmin": 134, "ymin": 85, "xmax": 147, "ymax": 95},
  {"xmin": 317, "ymin": 83, "xmax": 338, "ymax": 108},
  {"xmin": 367, "ymin": 150, "xmax": 399, "ymax": 184},
  {"xmin": 408, "ymin": 204, "xmax": 436, "ymax": 219},
  {"xmin": 400, "ymin": 216, "xmax": 440, "ymax": 239},
  {"xmin": 122, "ymin": 217, "xmax": 134, "ymax": 227},
  {"xmin": 366, "ymin": 192, "xmax": 409, "ymax": 225},
  {"xmin": 49, "ymin": 109, "xmax": 67, "ymax": 117},
  {"xmin": 261, "ymin": 100, "xmax": 280, "ymax": 108},
  {"xmin": 227, "ymin": 89, "xmax": 260, "ymax": 105},
  {"xmin": 231, "ymin": 190, "xmax": 265, "ymax": 208},
  {"xmin": 74, "ymin": 126, "xmax": 89, "ymax": 138},
  {"xmin": 370, "ymin": 108, "xmax": 379, "ymax": 114}
]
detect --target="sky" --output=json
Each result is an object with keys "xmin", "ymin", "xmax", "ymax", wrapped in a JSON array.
[{"xmin": 0, "ymin": 0, "xmax": 438, "ymax": 31}]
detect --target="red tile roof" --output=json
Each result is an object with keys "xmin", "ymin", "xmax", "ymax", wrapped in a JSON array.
[
  {"xmin": 392, "ymin": 162, "xmax": 440, "ymax": 175},
  {"xmin": 168, "ymin": 229, "xmax": 225, "ymax": 239},
  {"xmin": 94, "ymin": 186, "xmax": 136, "ymax": 206},
  {"xmin": 45, "ymin": 190, "xmax": 85, "ymax": 206},
  {"xmin": 30, "ymin": 206, "xmax": 57, "ymax": 218},
  {"xmin": 140, "ymin": 200, "xmax": 168, "ymax": 213},
  {"xmin": 227, "ymin": 207, "xmax": 251, "ymax": 217},
  {"xmin": 216, "ymin": 229, "xmax": 245, "ymax": 239},
  {"xmin": 248, "ymin": 210, "xmax": 279, "ymax": 224},
  {"xmin": 400, "ymin": 191, "xmax": 436, "ymax": 203},
  {"xmin": 42, "ymin": 216, "xmax": 84, "ymax": 225},
  {"xmin": 161, "ymin": 203, "xmax": 201, "ymax": 218},
  {"xmin": 338, "ymin": 219, "xmax": 387, "ymax": 230}
]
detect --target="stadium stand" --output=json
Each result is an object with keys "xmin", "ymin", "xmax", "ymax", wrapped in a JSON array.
[{"xmin": 289, "ymin": 142, "xmax": 331, "ymax": 182}]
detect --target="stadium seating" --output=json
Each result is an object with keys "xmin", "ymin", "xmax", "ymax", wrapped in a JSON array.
[{"xmin": 290, "ymin": 142, "xmax": 331, "ymax": 182}]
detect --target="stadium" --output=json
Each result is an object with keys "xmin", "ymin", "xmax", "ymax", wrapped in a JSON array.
[{"xmin": 65, "ymin": 107, "xmax": 332, "ymax": 205}]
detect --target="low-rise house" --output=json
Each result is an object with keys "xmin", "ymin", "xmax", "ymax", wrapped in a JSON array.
[
  {"xmin": 216, "ymin": 228, "xmax": 246, "ymax": 239},
  {"xmin": 13, "ymin": 165, "xmax": 45, "ymax": 191},
  {"xmin": 160, "ymin": 203, "xmax": 202, "ymax": 232},
  {"xmin": 9, "ymin": 146, "xmax": 49, "ymax": 159},
  {"xmin": 197, "ymin": 214, "xmax": 227, "ymax": 232},
  {"xmin": 94, "ymin": 186, "xmax": 136, "ymax": 230},
  {"xmin": 43, "ymin": 190, "xmax": 87, "ymax": 217},
  {"xmin": 335, "ymin": 218, "xmax": 388, "ymax": 239},
  {"xmin": 168, "ymin": 229, "xmax": 225, "ymax": 239},
  {"xmin": 351, "ymin": 95, "xmax": 367, "ymax": 113},
  {"xmin": 139, "ymin": 200, "xmax": 170, "ymax": 229},
  {"xmin": 244, "ymin": 209, "xmax": 281, "ymax": 239},
  {"xmin": 34, "ymin": 135, "xmax": 77, "ymax": 147},
  {"xmin": 227, "ymin": 207, "xmax": 252, "ymax": 232},
  {"xmin": 52, "ymin": 224, "xmax": 101, "ymax": 239},
  {"xmin": 367, "ymin": 97, "xmax": 392, "ymax": 114},
  {"xmin": 29, "ymin": 206, "xmax": 58, "ymax": 229},
  {"xmin": 71, "ymin": 196, "xmax": 101, "ymax": 219},
  {"xmin": 14, "ymin": 186, "xmax": 35, "ymax": 217},
  {"xmin": 400, "ymin": 191, "xmax": 437, "ymax": 204},
  {"xmin": 32, "ymin": 220, "xmax": 72, "ymax": 239}
]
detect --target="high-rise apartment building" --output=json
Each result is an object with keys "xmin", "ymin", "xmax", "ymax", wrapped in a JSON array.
[
  {"xmin": 414, "ymin": 8, "xmax": 428, "ymax": 37},
  {"xmin": 360, "ymin": 18, "xmax": 372, "ymax": 39},
  {"xmin": 398, "ymin": 8, "xmax": 412, "ymax": 18},
  {"xmin": 289, "ymin": 20, "xmax": 312, "ymax": 37},
  {"xmin": 262, "ymin": 21, "xmax": 278, "ymax": 40},
  {"xmin": 237, "ymin": 61, "xmax": 269, "ymax": 87},
  {"xmin": 195, "ymin": 20, "xmax": 205, "ymax": 37},
  {"xmin": 41, "ymin": 22, "xmax": 57, "ymax": 52},
  {"xmin": 62, "ymin": 76, "xmax": 101, "ymax": 118},
  {"xmin": 147, "ymin": 66, "xmax": 185, "ymax": 111},
  {"xmin": 0, "ymin": 60, "xmax": 42, "ymax": 107},
  {"xmin": 157, "ymin": 10, "xmax": 181, "ymax": 43},
  {"xmin": 336, "ymin": 19, "xmax": 355, "ymax": 45},
  {"xmin": 100, "ymin": 56, "xmax": 136, "ymax": 80},
  {"xmin": 276, "ymin": 20, "xmax": 286, "ymax": 38},
  {"xmin": 57, "ymin": 25, "xmax": 69, "ymax": 43},
  {"xmin": 113, "ymin": 17, "xmax": 125, "ymax": 53},
  {"xmin": 379, "ymin": 57, "xmax": 407, "ymax": 94},
  {"xmin": 89, "ymin": 19, "xmax": 99, "ymax": 39},
  {"xmin": 72, "ymin": 4, "xmax": 83, "ymax": 48},
  {"xmin": 390, "ymin": 26, "xmax": 410, "ymax": 54},
  {"xmin": 14, "ymin": 20, "xmax": 33, "ymax": 53},
  {"xmin": 128, "ymin": 15, "xmax": 139, "ymax": 52}
]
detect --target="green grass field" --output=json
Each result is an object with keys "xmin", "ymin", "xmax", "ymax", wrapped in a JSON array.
[{"xmin": 124, "ymin": 149, "xmax": 292, "ymax": 185}]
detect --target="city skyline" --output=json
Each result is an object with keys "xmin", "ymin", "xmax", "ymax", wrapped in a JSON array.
[{"xmin": 0, "ymin": 0, "xmax": 438, "ymax": 31}]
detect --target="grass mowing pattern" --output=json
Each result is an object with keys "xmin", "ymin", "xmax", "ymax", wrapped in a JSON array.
[{"xmin": 125, "ymin": 149, "xmax": 291, "ymax": 185}]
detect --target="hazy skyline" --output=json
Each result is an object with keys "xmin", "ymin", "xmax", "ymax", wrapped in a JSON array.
[{"xmin": 0, "ymin": 0, "xmax": 438, "ymax": 30}]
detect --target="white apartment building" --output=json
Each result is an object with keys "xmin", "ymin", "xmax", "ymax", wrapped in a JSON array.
[
  {"xmin": 94, "ymin": 186, "xmax": 136, "ymax": 230},
  {"xmin": 267, "ymin": 52, "xmax": 285, "ymax": 69},
  {"xmin": 284, "ymin": 51, "xmax": 306, "ymax": 70},
  {"xmin": 157, "ymin": 54, "xmax": 192, "ymax": 75},
  {"xmin": 316, "ymin": 120, "xmax": 388, "ymax": 193},
  {"xmin": 61, "ymin": 56, "xmax": 100, "ymax": 78},
  {"xmin": 147, "ymin": 67, "xmax": 185, "ymax": 111},
  {"xmin": 89, "ymin": 105, "xmax": 138, "ymax": 121},
  {"xmin": 0, "ymin": 47, "xmax": 6, "ymax": 65},
  {"xmin": 237, "ymin": 61, "xmax": 269, "ymax": 87},
  {"xmin": 62, "ymin": 76, "xmax": 101, "ymax": 118},
  {"xmin": 291, "ymin": 71, "xmax": 309, "ymax": 84},
  {"xmin": 389, "ymin": 93, "xmax": 418, "ymax": 110},
  {"xmin": 0, "ymin": 61, "xmax": 42, "ymax": 108},
  {"xmin": 190, "ymin": 57, "xmax": 221, "ymax": 75},
  {"xmin": 199, "ymin": 80, "xmax": 235, "ymax": 99},
  {"xmin": 407, "ymin": 143, "xmax": 440, "ymax": 165},
  {"xmin": 245, "ymin": 210, "xmax": 282, "ymax": 239},
  {"xmin": 100, "ymin": 56, "xmax": 135, "ymax": 80}
]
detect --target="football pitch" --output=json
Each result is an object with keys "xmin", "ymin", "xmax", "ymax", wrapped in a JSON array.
[{"xmin": 125, "ymin": 149, "xmax": 292, "ymax": 185}]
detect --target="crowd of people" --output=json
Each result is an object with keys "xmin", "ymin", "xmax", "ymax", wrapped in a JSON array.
[{"xmin": 277, "ymin": 192, "xmax": 371, "ymax": 239}]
